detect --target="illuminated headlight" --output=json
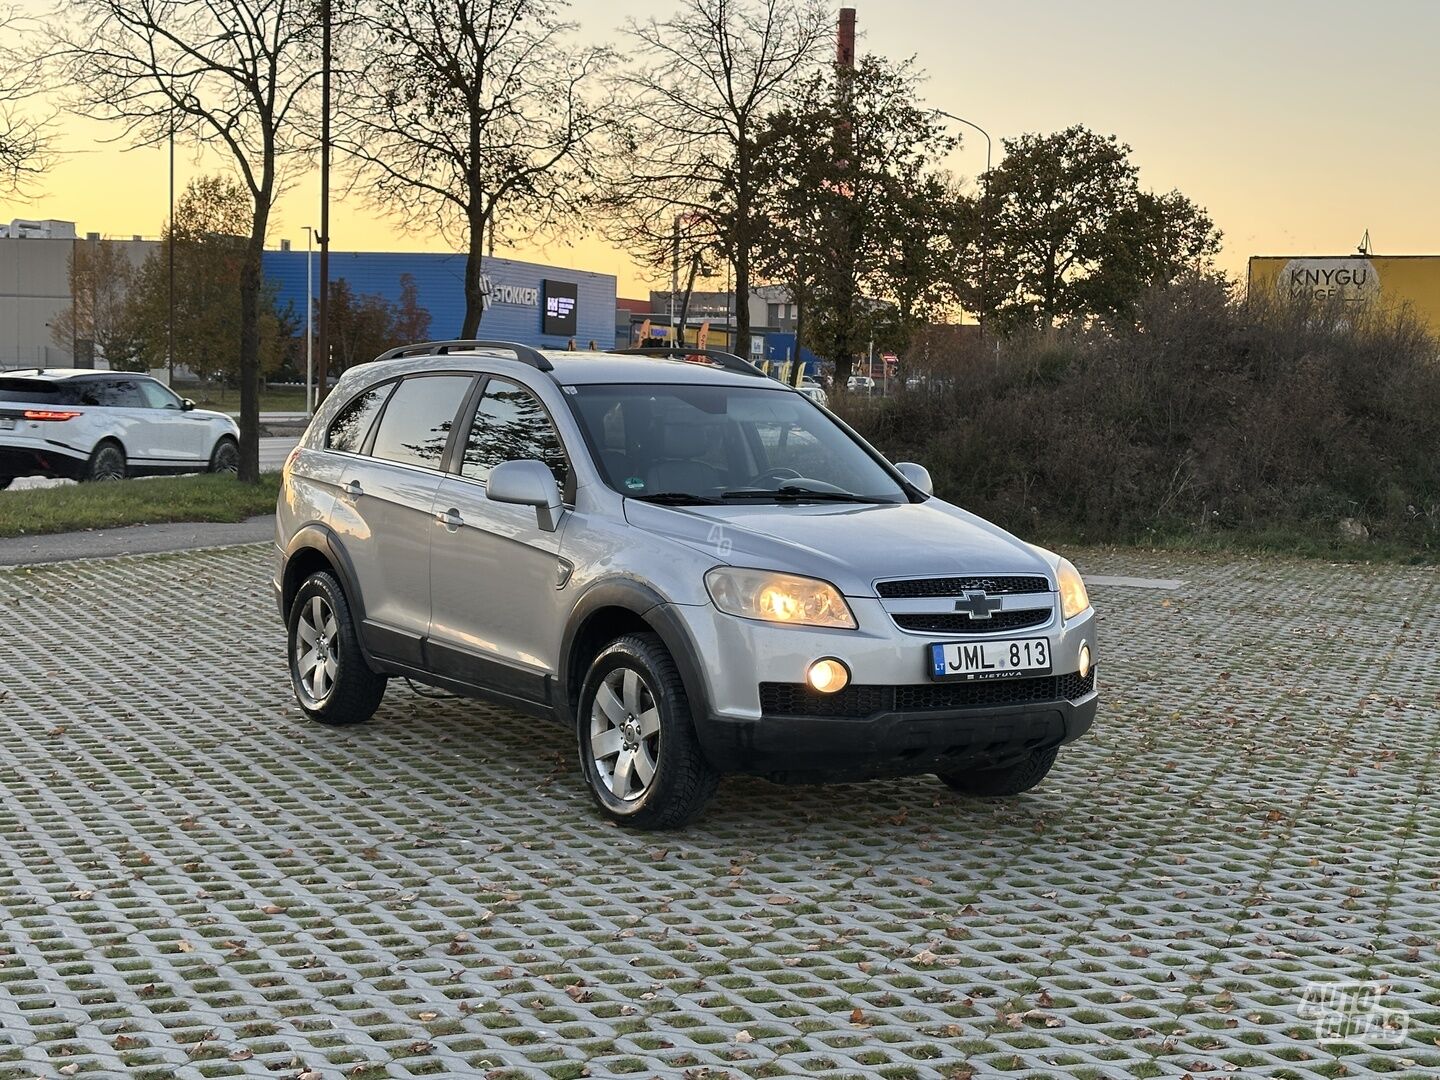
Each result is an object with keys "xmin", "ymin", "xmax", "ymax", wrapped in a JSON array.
[
  {"xmin": 1057, "ymin": 558, "xmax": 1090, "ymax": 620},
  {"xmin": 705, "ymin": 568, "xmax": 857, "ymax": 629},
  {"xmin": 807, "ymin": 658, "xmax": 850, "ymax": 693}
]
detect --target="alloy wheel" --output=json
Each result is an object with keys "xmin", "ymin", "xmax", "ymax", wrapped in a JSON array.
[
  {"xmin": 589, "ymin": 666, "xmax": 661, "ymax": 801},
  {"xmin": 295, "ymin": 594, "xmax": 340, "ymax": 706}
]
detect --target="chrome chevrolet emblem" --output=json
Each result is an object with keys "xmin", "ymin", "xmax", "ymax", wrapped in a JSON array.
[{"xmin": 954, "ymin": 590, "xmax": 1003, "ymax": 620}]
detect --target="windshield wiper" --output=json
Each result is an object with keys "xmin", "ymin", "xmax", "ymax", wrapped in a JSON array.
[
  {"xmin": 721, "ymin": 485, "xmax": 886, "ymax": 504},
  {"xmin": 630, "ymin": 491, "xmax": 724, "ymax": 505}
]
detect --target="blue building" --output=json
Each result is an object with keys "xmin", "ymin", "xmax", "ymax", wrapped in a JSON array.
[{"xmin": 262, "ymin": 250, "xmax": 618, "ymax": 350}]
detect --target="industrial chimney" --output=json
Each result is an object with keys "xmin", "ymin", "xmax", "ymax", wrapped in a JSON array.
[{"xmin": 837, "ymin": 7, "xmax": 856, "ymax": 69}]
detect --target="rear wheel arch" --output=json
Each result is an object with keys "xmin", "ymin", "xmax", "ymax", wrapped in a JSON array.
[{"xmin": 283, "ymin": 527, "xmax": 366, "ymax": 626}]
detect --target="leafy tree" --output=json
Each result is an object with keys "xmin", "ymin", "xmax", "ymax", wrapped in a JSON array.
[
  {"xmin": 973, "ymin": 125, "xmax": 1220, "ymax": 330},
  {"xmin": 605, "ymin": 0, "xmax": 831, "ymax": 350},
  {"xmin": 56, "ymin": 0, "xmax": 322, "ymax": 481},
  {"xmin": 391, "ymin": 273, "xmax": 432, "ymax": 344},
  {"xmin": 49, "ymin": 240, "xmax": 141, "ymax": 369},
  {"xmin": 755, "ymin": 54, "xmax": 958, "ymax": 385},
  {"xmin": 327, "ymin": 273, "xmax": 434, "ymax": 370},
  {"xmin": 337, "ymin": 0, "xmax": 613, "ymax": 337},
  {"xmin": 124, "ymin": 177, "xmax": 288, "ymax": 386}
]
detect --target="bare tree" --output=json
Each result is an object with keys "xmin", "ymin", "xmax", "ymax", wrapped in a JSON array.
[
  {"xmin": 0, "ymin": 4, "xmax": 50, "ymax": 190},
  {"xmin": 337, "ymin": 0, "xmax": 614, "ymax": 338},
  {"xmin": 52, "ymin": 0, "xmax": 320, "ymax": 482},
  {"xmin": 605, "ymin": 0, "xmax": 830, "ymax": 353},
  {"xmin": 49, "ymin": 239, "xmax": 139, "ymax": 368}
]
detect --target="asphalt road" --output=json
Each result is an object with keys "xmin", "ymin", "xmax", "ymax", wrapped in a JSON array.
[{"xmin": 5, "ymin": 436, "xmax": 299, "ymax": 491}]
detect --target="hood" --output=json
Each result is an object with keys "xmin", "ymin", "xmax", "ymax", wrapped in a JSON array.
[
  {"xmin": 622, "ymin": 496, "xmax": 1054, "ymax": 596},
  {"xmin": 193, "ymin": 408, "xmax": 236, "ymax": 426}
]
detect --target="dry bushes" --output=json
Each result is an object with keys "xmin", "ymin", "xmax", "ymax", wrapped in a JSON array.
[{"xmin": 847, "ymin": 279, "xmax": 1440, "ymax": 556}]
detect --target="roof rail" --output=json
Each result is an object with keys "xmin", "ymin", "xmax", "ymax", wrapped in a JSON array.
[
  {"xmin": 609, "ymin": 346, "xmax": 767, "ymax": 378},
  {"xmin": 373, "ymin": 339, "xmax": 554, "ymax": 372}
]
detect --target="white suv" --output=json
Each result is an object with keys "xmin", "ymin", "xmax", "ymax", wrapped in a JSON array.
[{"xmin": 0, "ymin": 369, "xmax": 239, "ymax": 486}]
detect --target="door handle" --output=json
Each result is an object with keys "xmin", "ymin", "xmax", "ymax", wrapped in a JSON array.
[
  {"xmin": 437, "ymin": 508, "xmax": 463, "ymax": 532},
  {"xmin": 343, "ymin": 480, "xmax": 363, "ymax": 499}
]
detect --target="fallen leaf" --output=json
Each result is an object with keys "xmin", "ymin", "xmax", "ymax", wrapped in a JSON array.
[
  {"xmin": 766, "ymin": 894, "xmax": 796, "ymax": 906},
  {"xmin": 229, "ymin": 1048, "xmax": 253, "ymax": 1061},
  {"xmin": 417, "ymin": 1011, "xmax": 437, "ymax": 1021},
  {"xmin": 261, "ymin": 904, "xmax": 286, "ymax": 915},
  {"xmin": 735, "ymin": 1030, "xmax": 753, "ymax": 1043},
  {"xmin": 176, "ymin": 940, "xmax": 195, "ymax": 953},
  {"xmin": 912, "ymin": 949, "xmax": 937, "ymax": 966},
  {"xmin": 850, "ymin": 1006, "xmax": 869, "ymax": 1026}
]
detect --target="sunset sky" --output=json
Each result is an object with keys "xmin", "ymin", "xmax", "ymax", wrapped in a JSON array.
[{"xmin": 7, "ymin": 0, "xmax": 1440, "ymax": 297}]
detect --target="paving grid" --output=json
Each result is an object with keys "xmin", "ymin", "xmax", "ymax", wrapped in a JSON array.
[{"xmin": 0, "ymin": 545, "xmax": 1437, "ymax": 1080}]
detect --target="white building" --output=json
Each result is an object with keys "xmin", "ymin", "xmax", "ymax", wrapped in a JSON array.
[{"xmin": 0, "ymin": 218, "xmax": 78, "ymax": 240}]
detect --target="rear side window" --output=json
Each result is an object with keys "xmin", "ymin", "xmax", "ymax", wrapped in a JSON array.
[
  {"xmin": 0, "ymin": 378, "xmax": 77, "ymax": 404},
  {"xmin": 370, "ymin": 375, "xmax": 473, "ymax": 470},
  {"xmin": 96, "ymin": 378, "xmax": 149, "ymax": 408},
  {"xmin": 327, "ymin": 382, "xmax": 395, "ymax": 453}
]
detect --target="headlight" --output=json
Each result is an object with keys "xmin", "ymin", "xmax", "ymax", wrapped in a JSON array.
[
  {"xmin": 705, "ymin": 568, "xmax": 857, "ymax": 629},
  {"xmin": 1057, "ymin": 557, "xmax": 1090, "ymax": 620}
]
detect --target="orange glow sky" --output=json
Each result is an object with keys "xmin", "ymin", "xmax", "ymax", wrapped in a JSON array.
[{"xmin": 7, "ymin": 0, "xmax": 1440, "ymax": 298}]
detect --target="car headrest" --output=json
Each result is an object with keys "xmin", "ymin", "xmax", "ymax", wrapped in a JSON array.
[{"xmin": 659, "ymin": 423, "xmax": 711, "ymax": 459}]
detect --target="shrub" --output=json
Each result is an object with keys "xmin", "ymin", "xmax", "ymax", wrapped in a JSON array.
[{"xmin": 843, "ymin": 278, "xmax": 1440, "ymax": 555}]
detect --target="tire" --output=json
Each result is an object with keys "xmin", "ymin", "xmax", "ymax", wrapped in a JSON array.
[
  {"xmin": 209, "ymin": 437, "xmax": 239, "ymax": 476},
  {"xmin": 84, "ymin": 441, "xmax": 126, "ymax": 483},
  {"xmin": 938, "ymin": 746, "xmax": 1059, "ymax": 797},
  {"xmin": 576, "ymin": 632, "xmax": 719, "ymax": 829},
  {"xmin": 287, "ymin": 571, "xmax": 386, "ymax": 725}
]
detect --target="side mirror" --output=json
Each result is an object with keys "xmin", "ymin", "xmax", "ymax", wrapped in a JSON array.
[
  {"xmin": 894, "ymin": 461, "xmax": 933, "ymax": 496},
  {"xmin": 486, "ymin": 458, "xmax": 565, "ymax": 532},
  {"xmin": 181, "ymin": 398, "xmax": 196, "ymax": 411}
]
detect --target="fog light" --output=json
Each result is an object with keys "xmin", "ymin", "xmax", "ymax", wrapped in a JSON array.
[
  {"xmin": 1078, "ymin": 644, "xmax": 1092, "ymax": 679},
  {"xmin": 807, "ymin": 658, "xmax": 850, "ymax": 694}
]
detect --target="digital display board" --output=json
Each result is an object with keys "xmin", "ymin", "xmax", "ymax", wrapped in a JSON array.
[{"xmin": 542, "ymin": 279, "xmax": 579, "ymax": 337}]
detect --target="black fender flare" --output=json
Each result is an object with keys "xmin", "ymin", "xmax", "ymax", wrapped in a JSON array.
[
  {"xmin": 558, "ymin": 579, "xmax": 712, "ymax": 732},
  {"xmin": 282, "ymin": 522, "xmax": 368, "ymax": 628}
]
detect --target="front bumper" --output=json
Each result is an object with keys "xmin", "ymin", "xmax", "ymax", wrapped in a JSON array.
[
  {"xmin": 698, "ymin": 686, "xmax": 1097, "ymax": 781},
  {"xmin": 663, "ymin": 597, "xmax": 1099, "ymax": 780}
]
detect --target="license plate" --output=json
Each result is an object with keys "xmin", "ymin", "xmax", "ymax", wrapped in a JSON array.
[
  {"xmin": 0, "ymin": 418, "xmax": 13, "ymax": 430},
  {"xmin": 930, "ymin": 638, "xmax": 1051, "ymax": 681}
]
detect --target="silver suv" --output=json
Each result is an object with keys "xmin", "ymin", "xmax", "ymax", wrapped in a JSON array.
[{"xmin": 273, "ymin": 342, "xmax": 1097, "ymax": 828}]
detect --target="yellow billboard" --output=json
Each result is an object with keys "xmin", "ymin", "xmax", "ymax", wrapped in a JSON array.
[{"xmin": 1248, "ymin": 255, "xmax": 1440, "ymax": 337}]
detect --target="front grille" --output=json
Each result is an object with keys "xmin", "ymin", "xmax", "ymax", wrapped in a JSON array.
[
  {"xmin": 876, "ymin": 575, "xmax": 1050, "ymax": 599},
  {"xmin": 892, "ymin": 609, "xmax": 1051, "ymax": 634},
  {"xmin": 760, "ymin": 668, "xmax": 1095, "ymax": 720}
]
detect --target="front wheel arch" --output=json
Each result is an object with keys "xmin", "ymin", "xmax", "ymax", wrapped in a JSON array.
[{"xmin": 558, "ymin": 584, "xmax": 713, "ymax": 736}]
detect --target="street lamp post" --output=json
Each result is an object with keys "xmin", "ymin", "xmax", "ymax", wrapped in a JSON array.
[
  {"xmin": 935, "ymin": 110, "xmax": 992, "ymax": 339},
  {"xmin": 302, "ymin": 225, "xmax": 316, "ymax": 416},
  {"xmin": 316, "ymin": 0, "xmax": 332, "ymax": 404}
]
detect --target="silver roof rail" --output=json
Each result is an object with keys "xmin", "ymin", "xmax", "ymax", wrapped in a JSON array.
[
  {"xmin": 373, "ymin": 339, "xmax": 554, "ymax": 372},
  {"xmin": 609, "ymin": 346, "xmax": 767, "ymax": 378}
]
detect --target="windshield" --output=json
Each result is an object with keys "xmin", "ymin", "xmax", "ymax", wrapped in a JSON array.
[{"xmin": 568, "ymin": 383, "xmax": 908, "ymax": 504}]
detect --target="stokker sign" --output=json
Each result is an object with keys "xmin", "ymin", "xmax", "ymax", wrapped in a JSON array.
[{"xmin": 477, "ymin": 273, "xmax": 540, "ymax": 310}]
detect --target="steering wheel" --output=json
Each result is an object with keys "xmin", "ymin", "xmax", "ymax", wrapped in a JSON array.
[{"xmin": 746, "ymin": 466, "xmax": 803, "ymax": 488}]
